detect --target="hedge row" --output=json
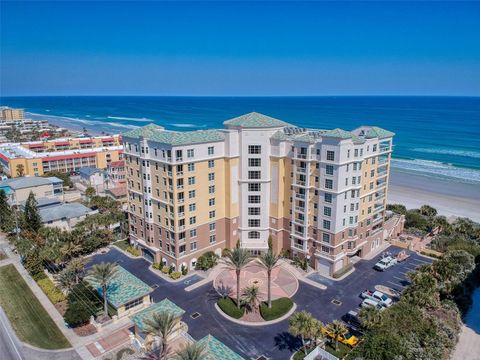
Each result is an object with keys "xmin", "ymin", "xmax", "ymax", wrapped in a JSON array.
[
  {"xmin": 37, "ymin": 277, "xmax": 66, "ymax": 304},
  {"xmin": 260, "ymin": 297, "xmax": 293, "ymax": 321},
  {"xmin": 217, "ymin": 297, "xmax": 245, "ymax": 319}
]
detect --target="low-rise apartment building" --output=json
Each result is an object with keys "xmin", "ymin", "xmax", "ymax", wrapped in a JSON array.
[
  {"xmin": 123, "ymin": 112, "xmax": 395, "ymax": 276},
  {"xmin": 0, "ymin": 176, "xmax": 64, "ymax": 205},
  {"xmin": 0, "ymin": 135, "xmax": 123, "ymax": 177}
]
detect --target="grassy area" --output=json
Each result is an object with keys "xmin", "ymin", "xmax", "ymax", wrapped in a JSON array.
[
  {"xmin": 325, "ymin": 341, "xmax": 351, "ymax": 358},
  {"xmin": 260, "ymin": 297, "xmax": 293, "ymax": 321},
  {"xmin": 217, "ymin": 297, "xmax": 245, "ymax": 319},
  {"xmin": 292, "ymin": 347, "xmax": 314, "ymax": 360},
  {"xmin": 0, "ymin": 264, "xmax": 70, "ymax": 349},
  {"xmin": 113, "ymin": 239, "xmax": 130, "ymax": 251}
]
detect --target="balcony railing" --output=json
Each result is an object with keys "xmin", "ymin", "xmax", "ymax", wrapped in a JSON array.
[
  {"xmin": 297, "ymin": 167, "xmax": 307, "ymax": 174},
  {"xmin": 295, "ymin": 193, "xmax": 306, "ymax": 200}
]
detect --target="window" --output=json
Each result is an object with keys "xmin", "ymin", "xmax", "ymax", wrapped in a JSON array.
[
  {"xmin": 208, "ymin": 160, "xmax": 215, "ymax": 168},
  {"xmin": 248, "ymin": 158, "xmax": 261, "ymax": 167},
  {"xmin": 188, "ymin": 190, "xmax": 196, "ymax": 199},
  {"xmin": 324, "ymin": 207, "xmax": 332, "ymax": 216},
  {"xmin": 189, "ymin": 203, "xmax": 196, "ymax": 212},
  {"xmin": 248, "ymin": 183, "xmax": 261, "ymax": 192},
  {"xmin": 248, "ymin": 231, "xmax": 260, "ymax": 239},
  {"xmin": 209, "ymin": 210, "xmax": 216, "ymax": 218},
  {"xmin": 188, "ymin": 163, "xmax": 195, "ymax": 172},
  {"xmin": 354, "ymin": 149, "xmax": 359, "ymax": 157},
  {"xmin": 190, "ymin": 241, "xmax": 197, "ymax": 251},
  {"xmin": 209, "ymin": 223, "xmax": 216, "ymax": 231},
  {"xmin": 189, "ymin": 216, "xmax": 196, "ymax": 225},
  {"xmin": 125, "ymin": 298, "xmax": 143, "ymax": 310},
  {"xmin": 323, "ymin": 220, "xmax": 331, "ymax": 230},
  {"xmin": 248, "ymin": 207, "xmax": 261, "ymax": 215},
  {"xmin": 187, "ymin": 149, "xmax": 194, "ymax": 158},
  {"xmin": 208, "ymin": 173, "xmax": 215, "ymax": 181},
  {"xmin": 188, "ymin": 176, "xmax": 195, "ymax": 185},
  {"xmin": 325, "ymin": 179, "xmax": 333, "ymax": 189},
  {"xmin": 209, "ymin": 234, "xmax": 216, "ymax": 243},
  {"xmin": 324, "ymin": 193, "xmax": 332, "ymax": 203},
  {"xmin": 248, "ymin": 195, "xmax": 261, "ymax": 203},
  {"xmin": 326, "ymin": 165, "xmax": 334, "ymax": 175},
  {"xmin": 208, "ymin": 185, "xmax": 215, "ymax": 194},
  {"xmin": 248, "ymin": 219, "xmax": 261, "ymax": 227},
  {"xmin": 326, "ymin": 151, "xmax": 335, "ymax": 161},
  {"xmin": 209, "ymin": 198, "xmax": 215, "ymax": 206},
  {"xmin": 248, "ymin": 171, "xmax": 261, "ymax": 179},
  {"xmin": 189, "ymin": 229, "xmax": 197, "ymax": 238},
  {"xmin": 208, "ymin": 146, "xmax": 214, "ymax": 155},
  {"xmin": 248, "ymin": 145, "xmax": 261, "ymax": 154},
  {"xmin": 322, "ymin": 233, "xmax": 331, "ymax": 243}
]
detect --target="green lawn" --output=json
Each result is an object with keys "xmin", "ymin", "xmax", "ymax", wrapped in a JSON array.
[
  {"xmin": 260, "ymin": 297, "xmax": 294, "ymax": 321},
  {"xmin": 325, "ymin": 341, "xmax": 351, "ymax": 358},
  {"xmin": 113, "ymin": 239, "xmax": 130, "ymax": 251},
  {"xmin": 0, "ymin": 264, "xmax": 70, "ymax": 349}
]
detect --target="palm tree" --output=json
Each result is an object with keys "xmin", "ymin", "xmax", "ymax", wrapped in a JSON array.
[
  {"xmin": 67, "ymin": 257, "xmax": 88, "ymax": 283},
  {"xmin": 258, "ymin": 250, "xmax": 280, "ymax": 308},
  {"xmin": 241, "ymin": 285, "xmax": 261, "ymax": 313},
  {"xmin": 311, "ymin": 318, "xmax": 325, "ymax": 348},
  {"xmin": 56, "ymin": 268, "xmax": 77, "ymax": 291},
  {"xmin": 221, "ymin": 248, "xmax": 252, "ymax": 309},
  {"xmin": 358, "ymin": 306, "xmax": 383, "ymax": 329},
  {"xmin": 144, "ymin": 311, "xmax": 177, "ymax": 360},
  {"xmin": 326, "ymin": 320, "xmax": 348, "ymax": 351},
  {"xmin": 87, "ymin": 262, "xmax": 118, "ymax": 317},
  {"xmin": 289, "ymin": 311, "xmax": 315, "ymax": 355},
  {"xmin": 61, "ymin": 242, "xmax": 82, "ymax": 262},
  {"xmin": 173, "ymin": 342, "xmax": 207, "ymax": 360}
]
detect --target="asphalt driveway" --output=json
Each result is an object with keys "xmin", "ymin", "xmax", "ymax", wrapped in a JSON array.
[{"xmin": 88, "ymin": 247, "xmax": 431, "ymax": 360}]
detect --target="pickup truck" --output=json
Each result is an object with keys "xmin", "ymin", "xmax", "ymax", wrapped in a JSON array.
[
  {"xmin": 373, "ymin": 256, "xmax": 397, "ymax": 271},
  {"xmin": 361, "ymin": 298, "xmax": 386, "ymax": 311},
  {"xmin": 361, "ymin": 290, "xmax": 393, "ymax": 307}
]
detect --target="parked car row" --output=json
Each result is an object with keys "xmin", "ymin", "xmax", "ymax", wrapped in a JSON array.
[{"xmin": 373, "ymin": 250, "xmax": 410, "ymax": 271}]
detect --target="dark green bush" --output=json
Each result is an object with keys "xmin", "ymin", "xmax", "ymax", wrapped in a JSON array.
[
  {"xmin": 217, "ymin": 297, "xmax": 244, "ymax": 319},
  {"xmin": 195, "ymin": 251, "xmax": 218, "ymax": 271},
  {"xmin": 260, "ymin": 297, "xmax": 293, "ymax": 321}
]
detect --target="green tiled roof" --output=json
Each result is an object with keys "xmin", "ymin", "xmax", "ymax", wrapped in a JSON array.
[
  {"xmin": 292, "ymin": 133, "xmax": 316, "ymax": 144},
  {"xmin": 123, "ymin": 124, "xmax": 225, "ymax": 146},
  {"xmin": 365, "ymin": 126, "xmax": 395, "ymax": 139},
  {"xmin": 88, "ymin": 266, "xmax": 152, "ymax": 308},
  {"xmin": 130, "ymin": 298, "xmax": 185, "ymax": 332},
  {"xmin": 351, "ymin": 134, "xmax": 366, "ymax": 144},
  {"xmin": 271, "ymin": 130, "xmax": 289, "ymax": 141},
  {"xmin": 224, "ymin": 112, "xmax": 292, "ymax": 128},
  {"xmin": 198, "ymin": 335, "xmax": 245, "ymax": 360},
  {"xmin": 322, "ymin": 128, "xmax": 353, "ymax": 139}
]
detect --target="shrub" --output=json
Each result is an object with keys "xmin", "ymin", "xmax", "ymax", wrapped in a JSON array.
[
  {"xmin": 161, "ymin": 267, "xmax": 169, "ymax": 274},
  {"xmin": 292, "ymin": 256, "xmax": 308, "ymax": 271},
  {"xmin": 217, "ymin": 297, "xmax": 244, "ymax": 319},
  {"xmin": 170, "ymin": 271, "xmax": 182, "ymax": 280},
  {"xmin": 37, "ymin": 277, "xmax": 66, "ymax": 304},
  {"xmin": 181, "ymin": 264, "xmax": 188, "ymax": 276},
  {"xmin": 260, "ymin": 297, "xmax": 293, "ymax": 321},
  {"xmin": 168, "ymin": 265, "xmax": 174, "ymax": 274},
  {"xmin": 63, "ymin": 281, "xmax": 105, "ymax": 327},
  {"xmin": 126, "ymin": 246, "xmax": 141, "ymax": 257},
  {"xmin": 195, "ymin": 251, "xmax": 219, "ymax": 271},
  {"xmin": 333, "ymin": 263, "xmax": 354, "ymax": 279},
  {"xmin": 152, "ymin": 262, "xmax": 163, "ymax": 271}
]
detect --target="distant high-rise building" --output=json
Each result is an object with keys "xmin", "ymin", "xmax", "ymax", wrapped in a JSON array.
[
  {"xmin": 123, "ymin": 112, "xmax": 395, "ymax": 276},
  {"xmin": 0, "ymin": 107, "xmax": 25, "ymax": 120}
]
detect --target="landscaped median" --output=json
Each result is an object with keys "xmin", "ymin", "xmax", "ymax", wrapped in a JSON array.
[
  {"xmin": 0, "ymin": 264, "xmax": 70, "ymax": 349},
  {"xmin": 216, "ymin": 296, "xmax": 295, "ymax": 323}
]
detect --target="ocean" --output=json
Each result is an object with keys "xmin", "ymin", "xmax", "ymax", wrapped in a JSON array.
[{"xmin": 1, "ymin": 96, "xmax": 479, "ymax": 185}]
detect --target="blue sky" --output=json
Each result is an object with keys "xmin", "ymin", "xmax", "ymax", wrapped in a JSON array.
[{"xmin": 1, "ymin": 1, "xmax": 479, "ymax": 96}]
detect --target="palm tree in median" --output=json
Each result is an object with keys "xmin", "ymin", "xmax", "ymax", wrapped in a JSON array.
[
  {"xmin": 242, "ymin": 285, "xmax": 262, "ymax": 313},
  {"xmin": 221, "ymin": 248, "xmax": 252, "ymax": 309},
  {"xmin": 173, "ymin": 341, "xmax": 207, "ymax": 360},
  {"xmin": 326, "ymin": 320, "xmax": 348, "ymax": 351},
  {"xmin": 258, "ymin": 250, "xmax": 281, "ymax": 308},
  {"xmin": 144, "ymin": 311, "xmax": 177, "ymax": 360},
  {"xmin": 289, "ymin": 311, "xmax": 315, "ymax": 355},
  {"xmin": 87, "ymin": 262, "xmax": 118, "ymax": 317}
]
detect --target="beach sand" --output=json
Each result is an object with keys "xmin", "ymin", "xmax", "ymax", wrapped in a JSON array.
[{"xmin": 388, "ymin": 169, "xmax": 480, "ymax": 222}]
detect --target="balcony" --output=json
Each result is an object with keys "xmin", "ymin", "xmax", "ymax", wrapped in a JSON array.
[
  {"xmin": 294, "ymin": 153, "xmax": 307, "ymax": 160},
  {"xmin": 176, "ymin": 157, "xmax": 183, "ymax": 162},
  {"xmin": 377, "ymin": 170, "xmax": 388, "ymax": 178},
  {"xmin": 178, "ymin": 225, "xmax": 185, "ymax": 231},
  {"xmin": 177, "ymin": 185, "xmax": 184, "ymax": 190},
  {"xmin": 295, "ymin": 193, "xmax": 306, "ymax": 200},
  {"xmin": 177, "ymin": 198, "xmax": 185, "ymax": 204},
  {"xmin": 178, "ymin": 212, "xmax": 185, "ymax": 218},
  {"xmin": 295, "ymin": 206, "xmax": 305, "ymax": 213},
  {"xmin": 177, "ymin": 171, "xmax": 184, "ymax": 176},
  {"xmin": 294, "ymin": 217, "xmax": 305, "ymax": 225},
  {"xmin": 294, "ymin": 229, "xmax": 305, "ymax": 237},
  {"xmin": 297, "ymin": 167, "xmax": 307, "ymax": 174}
]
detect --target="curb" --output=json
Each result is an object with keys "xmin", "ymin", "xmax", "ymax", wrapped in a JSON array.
[
  {"xmin": 147, "ymin": 265, "xmax": 202, "ymax": 284},
  {"xmin": 111, "ymin": 245, "xmax": 142, "ymax": 260},
  {"xmin": 214, "ymin": 302, "xmax": 297, "ymax": 327}
]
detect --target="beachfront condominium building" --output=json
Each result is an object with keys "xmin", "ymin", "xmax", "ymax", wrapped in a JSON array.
[
  {"xmin": 0, "ymin": 134, "xmax": 123, "ymax": 177},
  {"xmin": 123, "ymin": 112, "xmax": 394, "ymax": 276},
  {"xmin": 0, "ymin": 107, "xmax": 25, "ymax": 121}
]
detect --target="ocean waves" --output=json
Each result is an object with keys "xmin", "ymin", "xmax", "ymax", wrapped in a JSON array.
[
  {"xmin": 412, "ymin": 147, "xmax": 480, "ymax": 159},
  {"xmin": 28, "ymin": 112, "xmax": 139, "ymax": 131},
  {"xmin": 107, "ymin": 116, "xmax": 153, "ymax": 122},
  {"xmin": 391, "ymin": 158, "xmax": 480, "ymax": 184}
]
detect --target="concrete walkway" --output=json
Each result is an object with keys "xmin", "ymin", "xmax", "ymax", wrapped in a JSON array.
[{"xmin": 452, "ymin": 325, "xmax": 480, "ymax": 360}]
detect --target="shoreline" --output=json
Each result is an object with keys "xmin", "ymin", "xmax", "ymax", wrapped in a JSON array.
[{"xmin": 389, "ymin": 169, "xmax": 480, "ymax": 222}]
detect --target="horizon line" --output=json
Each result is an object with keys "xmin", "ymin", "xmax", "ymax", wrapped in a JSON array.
[{"xmin": 1, "ymin": 94, "xmax": 479, "ymax": 98}]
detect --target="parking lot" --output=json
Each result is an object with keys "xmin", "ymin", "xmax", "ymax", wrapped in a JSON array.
[{"xmin": 88, "ymin": 246, "xmax": 431, "ymax": 359}]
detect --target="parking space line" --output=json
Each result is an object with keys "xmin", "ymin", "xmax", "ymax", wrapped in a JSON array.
[
  {"xmin": 405, "ymin": 266, "xmax": 416, "ymax": 271},
  {"xmin": 393, "ymin": 276, "xmax": 404, "ymax": 281},
  {"xmin": 412, "ymin": 258, "xmax": 430, "ymax": 264},
  {"xmin": 400, "ymin": 271, "xmax": 409, "ymax": 275},
  {"xmin": 388, "ymin": 280, "xmax": 404, "ymax": 288}
]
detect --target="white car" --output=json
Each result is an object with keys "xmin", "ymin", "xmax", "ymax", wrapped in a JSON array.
[
  {"xmin": 374, "ymin": 256, "xmax": 397, "ymax": 271},
  {"xmin": 361, "ymin": 290, "xmax": 393, "ymax": 307},
  {"xmin": 361, "ymin": 298, "xmax": 386, "ymax": 311}
]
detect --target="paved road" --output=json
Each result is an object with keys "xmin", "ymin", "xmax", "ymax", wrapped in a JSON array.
[
  {"xmin": 0, "ymin": 308, "xmax": 25, "ymax": 360},
  {"xmin": 89, "ymin": 247, "xmax": 431, "ymax": 359}
]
